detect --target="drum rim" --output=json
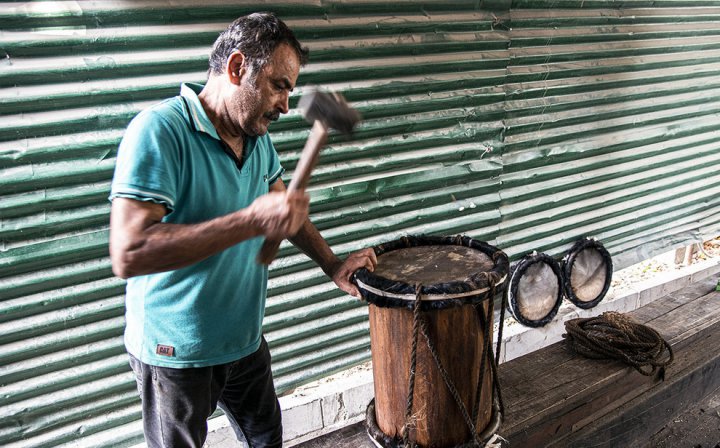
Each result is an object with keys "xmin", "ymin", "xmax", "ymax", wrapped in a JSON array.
[
  {"xmin": 562, "ymin": 238, "xmax": 614, "ymax": 309},
  {"xmin": 506, "ymin": 252, "xmax": 564, "ymax": 328},
  {"xmin": 353, "ymin": 235, "xmax": 509, "ymax": 310},
  {"xmin": 364, "ymin": 397, "xmax": 502, "ymax": 448}
]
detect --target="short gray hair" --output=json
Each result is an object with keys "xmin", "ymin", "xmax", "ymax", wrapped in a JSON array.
[{"xmin": 208, "ymin": 12, "xmax": 309, "ymax": 77}]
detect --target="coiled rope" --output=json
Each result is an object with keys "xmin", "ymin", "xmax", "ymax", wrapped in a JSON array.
[{"xmin": 563, "ymin": 311, "xmax": 674, "ymax": 377}]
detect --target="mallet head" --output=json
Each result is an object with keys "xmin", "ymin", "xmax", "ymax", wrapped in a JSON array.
[{"xmin": 298, "ymin": 88, "xmax": 361, "ymax": 135}]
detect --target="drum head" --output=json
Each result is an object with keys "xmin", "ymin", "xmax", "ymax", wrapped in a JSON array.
[
  {"xmin": 353, "ymin": 235, "xmax": 509, "ymax": 311},
  {"xmin": 374, "ymin": 245, "xmax": 495, "ymax": 284},
  {"xmin": 506, "ymin": 253, "xmax": 563, "ymax": 327},
  {"xmin": 562, "ymin": 238, "xmax": 613, "ymax": 309}
]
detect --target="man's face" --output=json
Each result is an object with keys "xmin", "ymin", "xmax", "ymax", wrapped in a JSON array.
[{"xmin": 233, "ymin": 43, "xmax": 300, "ymax": 137}]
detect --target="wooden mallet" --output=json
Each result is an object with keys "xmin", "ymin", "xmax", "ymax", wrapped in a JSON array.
[{"xmin": 257, "ymin": 88, "xmax": 361, "ymax": 265}]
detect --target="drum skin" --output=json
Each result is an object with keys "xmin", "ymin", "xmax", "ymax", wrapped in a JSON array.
[{"xmin": 369, "ymin": 302, "xmax": 493, "ymax": 447}]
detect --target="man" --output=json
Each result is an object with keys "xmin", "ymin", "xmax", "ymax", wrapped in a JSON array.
[{"xmin": 109, "ymin": 13, "xmax": 376, "ymax": 448}]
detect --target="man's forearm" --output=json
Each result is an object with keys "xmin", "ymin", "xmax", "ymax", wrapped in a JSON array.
[
  {"xmin": 289, "ymin": 219, "xmax": 342, "ymax": 277},
  {"xmin": 289, "ymin": 217, "xmax": 378, "ymax": 297}
]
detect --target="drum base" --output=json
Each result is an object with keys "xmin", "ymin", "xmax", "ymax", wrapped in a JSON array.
[{"xmin": 364, "ymin": 398, "xmax": 503, "ymax": 448}]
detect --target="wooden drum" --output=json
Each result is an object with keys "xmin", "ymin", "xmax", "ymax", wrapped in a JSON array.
[{"xmin": 354, "ymin": 235, "xmax": 509, "ymax": 448}]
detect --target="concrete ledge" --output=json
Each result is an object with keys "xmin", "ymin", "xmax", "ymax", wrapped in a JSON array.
[
  {"xmin": 200, "ymin": 257, "xmax": 720, "ymax": 447},
  {"xmin": 282, "ymin": 363, "xmax": 374, "ymax": 446}
]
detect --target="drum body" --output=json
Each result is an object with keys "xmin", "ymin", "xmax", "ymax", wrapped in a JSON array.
[
  {"xmin": 369, "ymin": 302, "xmax": 493, "ymax": 447},
  {"xmin": 355, "ymin": 236, "xmax": 509, "ymax": 448}
]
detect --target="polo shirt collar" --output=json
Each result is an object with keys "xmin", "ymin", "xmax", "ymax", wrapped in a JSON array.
[{"xmin": 180, "ymin": 83, "xmax": 221, "ymax": 140}]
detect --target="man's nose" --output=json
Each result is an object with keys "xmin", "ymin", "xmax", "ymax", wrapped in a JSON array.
[{"xmin": 277, "ymin": 92, "xmax": 290, "ymax": 114}]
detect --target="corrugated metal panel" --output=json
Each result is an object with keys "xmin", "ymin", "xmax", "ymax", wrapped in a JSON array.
[
  {"xmin": 499, "ymin": 2, "xmax": 720, "ymax": 268},
  {"xmin": 1, "ymin": 1, "xmax": 719, "ymax": 446}
]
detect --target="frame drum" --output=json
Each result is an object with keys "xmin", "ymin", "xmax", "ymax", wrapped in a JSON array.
[
  {"xmin": 506, "ymin": 252, "xmax": 563, "ymax": 327},
  {"xmin": 562, "ymin": 238, "xmax": 613, "ymax": 309}
]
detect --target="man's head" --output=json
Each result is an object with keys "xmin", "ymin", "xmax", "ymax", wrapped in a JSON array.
[
  {"xmin": 209, "ymin": 12, "xmax": 309, "ymax": 81},
  {"xmin": 207, "ymin": 13, "xmax": 309, "ymax": 137}
]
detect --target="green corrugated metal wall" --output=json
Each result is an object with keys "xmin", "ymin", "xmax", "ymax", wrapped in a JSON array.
[
  {"xmin": 500, "ymin": 1, "xmax": 720, "ymax": 269},
  {"xmin": 1, "ymin": 1, "xmax": 719, "ymax": 446}
]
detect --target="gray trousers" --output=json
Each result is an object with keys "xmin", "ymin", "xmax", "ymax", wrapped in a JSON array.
[{"xmin": 128, "ymin": 337, "xmax": 282, "ymax": 448}]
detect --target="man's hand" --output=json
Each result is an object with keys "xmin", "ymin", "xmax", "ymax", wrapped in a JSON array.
[
  {"xmin": 247, "ymin": 190, "xmax": 310, "ymax": 240},
  {"xmin": 331, "ymin": 248, "xmax": 378, "ymax": 298}
]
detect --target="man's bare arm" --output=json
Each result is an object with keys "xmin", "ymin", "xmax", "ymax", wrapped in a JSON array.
[
  {"xmin": 273, "ymin": 181, "xmax": 377, "ymax": 296},
  {"xmin": 110, "ymin": 190, "xmax": 308, "ymax": 279}
]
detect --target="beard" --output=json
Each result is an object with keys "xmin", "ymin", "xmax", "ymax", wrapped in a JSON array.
[{"xmin": 233, "ymin": 81, "xmax": 272, "ymax": 136}]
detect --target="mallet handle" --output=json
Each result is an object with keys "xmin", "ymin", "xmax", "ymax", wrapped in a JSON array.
[{"xmin": 257, "ymin": 121, "xmax": 329, "ymax": 265}]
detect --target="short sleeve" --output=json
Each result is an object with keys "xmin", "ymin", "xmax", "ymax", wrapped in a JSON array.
[
  {"xmin": 265, "ymin": 136, "xmax": 285, "ymax": 185},
  {"xmin": 110, "ymin": 108, "xmax": 181, "ymax": 212}
]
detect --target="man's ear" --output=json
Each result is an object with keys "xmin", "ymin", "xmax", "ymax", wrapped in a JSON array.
[{"xmin": 226, "ymin": 51, "xmax": 247, "ymax": 86}]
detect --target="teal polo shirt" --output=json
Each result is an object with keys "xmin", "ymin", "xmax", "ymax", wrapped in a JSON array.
[{"xmin": 110, "ymin": 83, "xmax": 284, "ymax": 368}]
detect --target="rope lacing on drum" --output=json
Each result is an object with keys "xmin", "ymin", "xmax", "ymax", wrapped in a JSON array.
[
  {"xmin": 402, "ymin": 279, "xmax": 505, "ymax": 448},
  {"xmin": 419, "ymin": 311, "xmax": 481, "ymax": 446},
  {"xmin": 402, "ymin": 284, "xmax": 423, "ymax": 447},
  {"xmin": 472, "ymin": 274, "xmax": 505, "ymax": 422}
]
